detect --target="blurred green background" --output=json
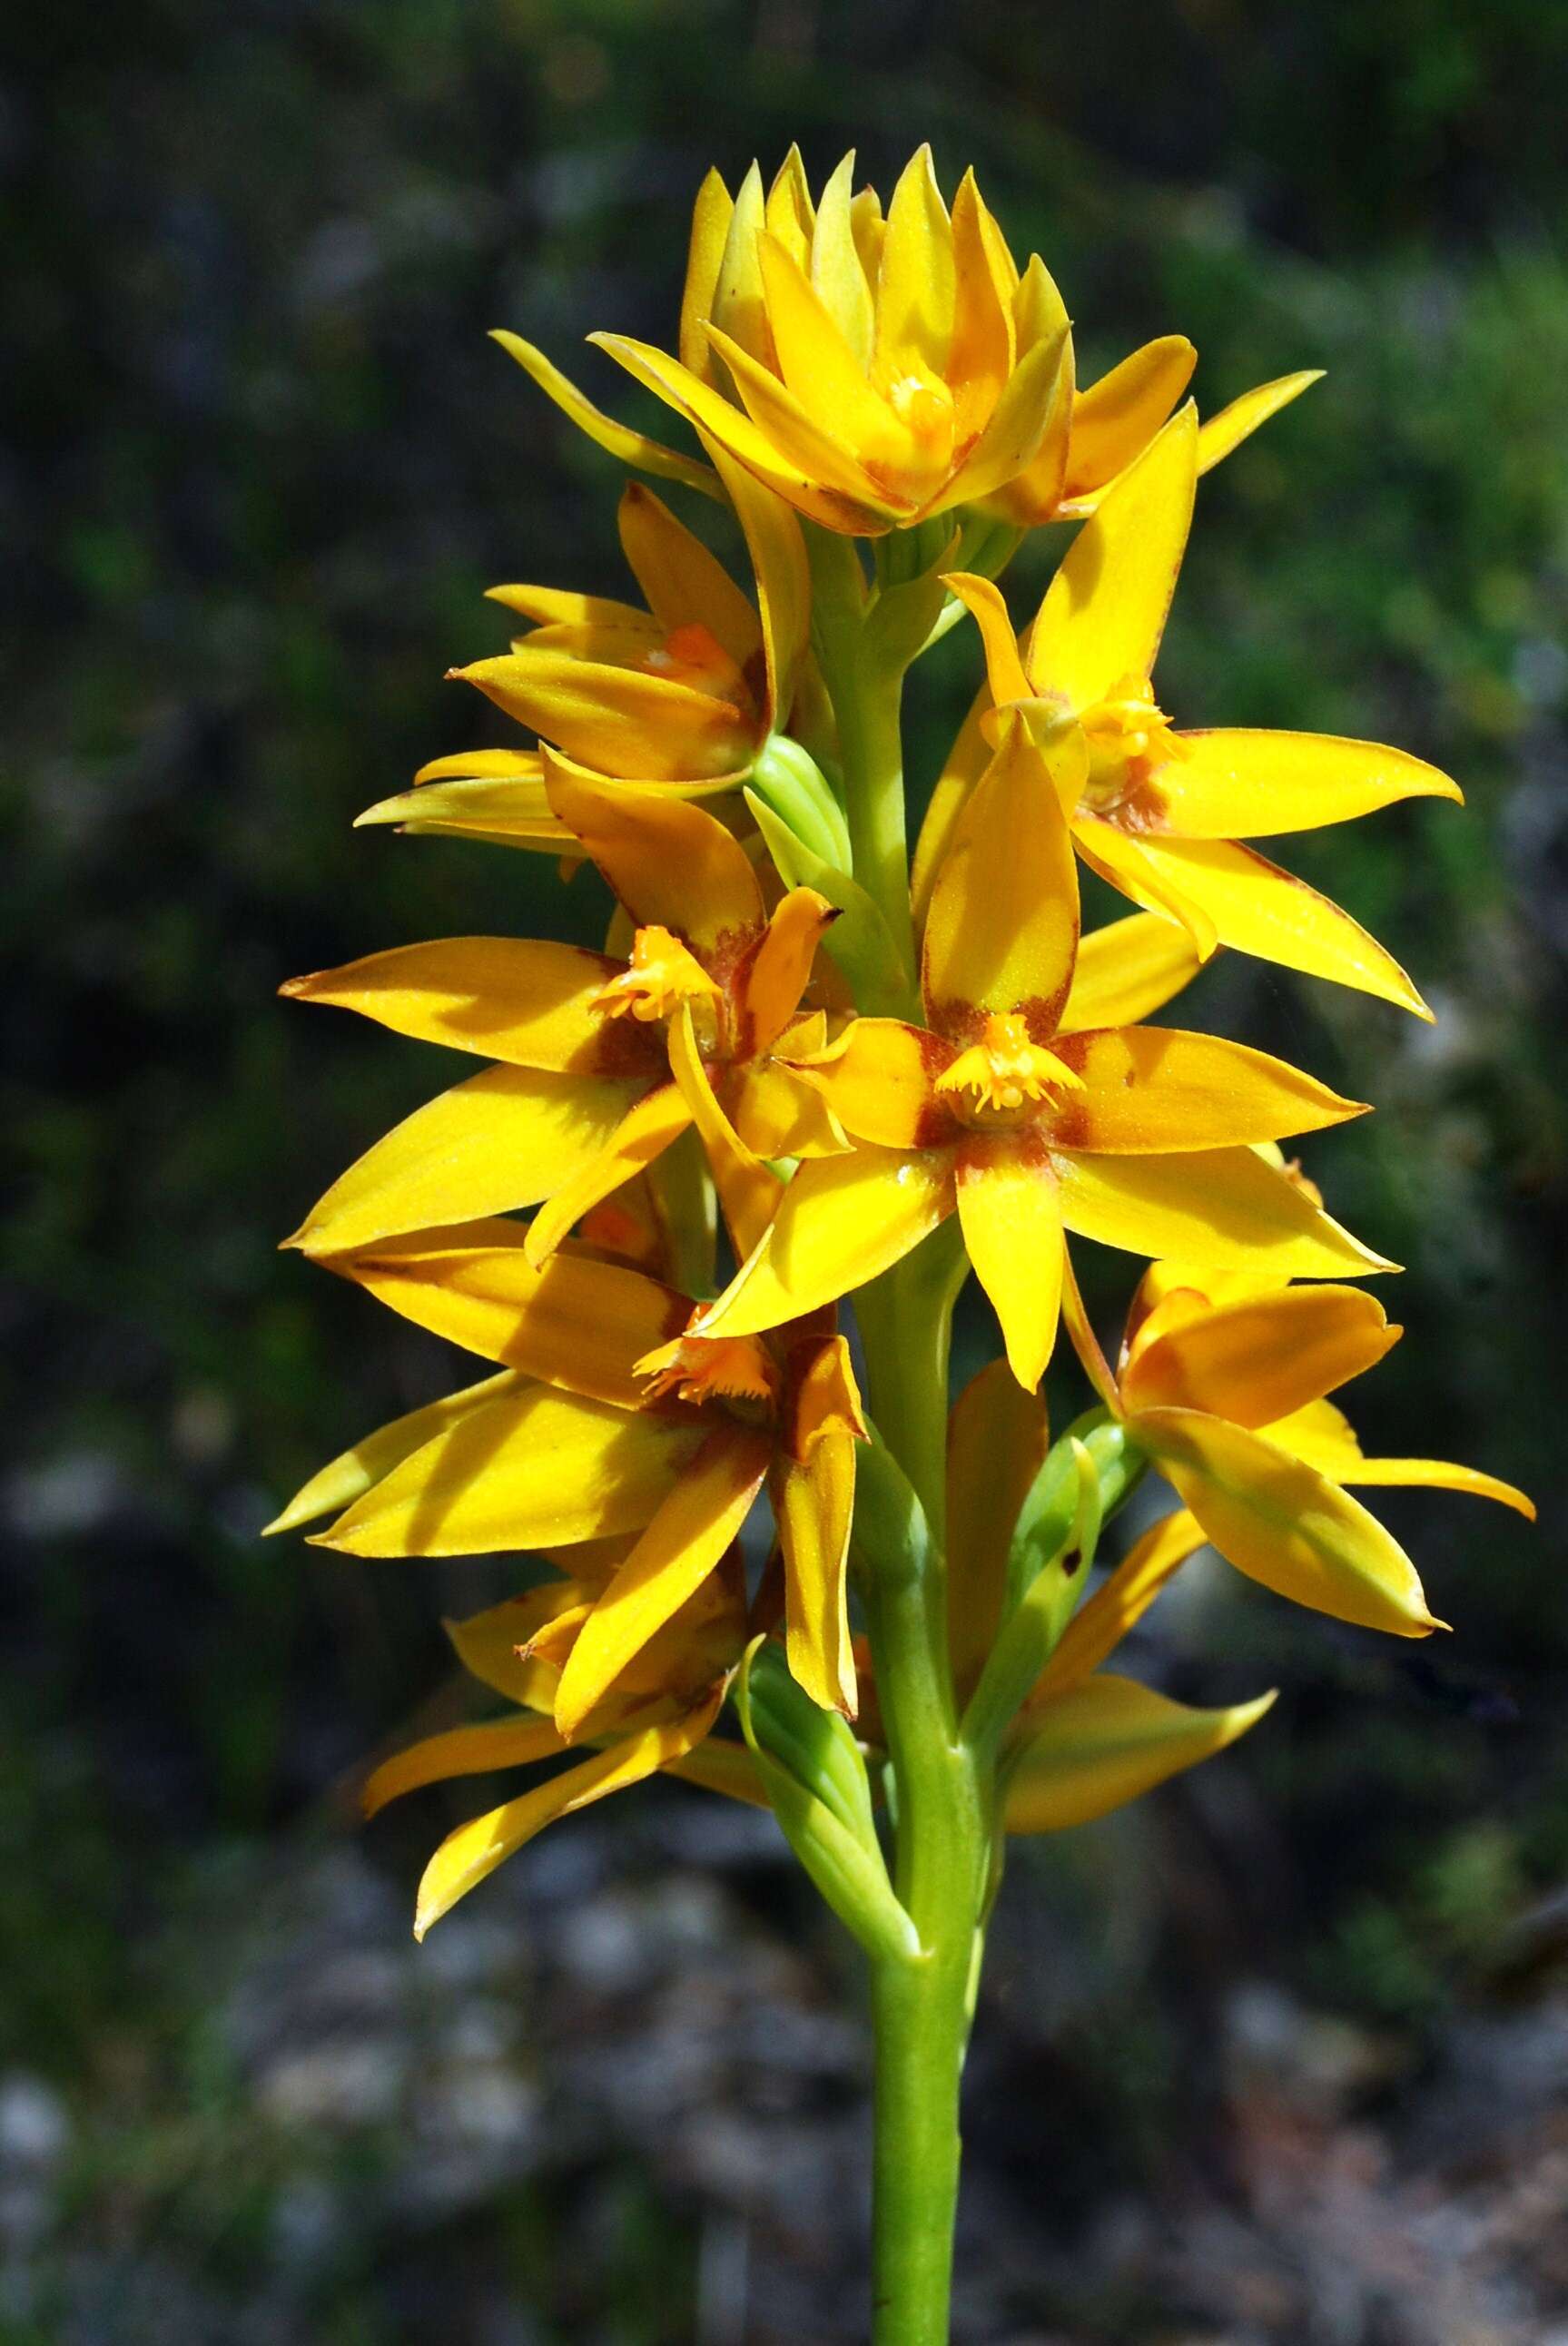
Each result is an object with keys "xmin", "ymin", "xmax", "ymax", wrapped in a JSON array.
[{"xmin": 3, "ymin": 2, "xmax": 1565, "ymax": 2340}]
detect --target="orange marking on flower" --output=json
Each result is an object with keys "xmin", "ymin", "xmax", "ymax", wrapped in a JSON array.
[
  {"xmin": 593, "ymin": 925, "xmax": 725, "ymax": 1032},
  {"xmin": 933, "ymin": 1011, "xmax": 1086, "ymax": 1125},
  {"xmin": 636, "ymin": 1330, "xmax": 780, "ymax": 1421},
  {"xmin": 1079, "ymin": 674, "xmax": 1188, "ymax": 828}
]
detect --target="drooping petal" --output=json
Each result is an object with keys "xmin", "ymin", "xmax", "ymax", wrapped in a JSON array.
[
  {"xmin": 1121, "ymin": 1285, "xmax": 1397, "ymax": 1428},
  {"xmin": 921, "ymin": 717, "xmax": 1080, "ymax": 1038},
  {"xmin": 1059, "ymin": 912, "xmax": 1204, "ymax": 1032},
  {"xmin": 1062, "ymin": 336, "xmax": 1196, "ymax": 500},
  {"xmin": 740, "ymin": 887, "xmax": 840, "ymax": 1054},
  {"xmin": 1049, "ymin": 1026, "xmax": 1366, "ymax": 1153},
  {"xmin": 1133, "ymin": 1406, "xmax": 1443, "ymax": 1636},
  {"xmin": 523, "ymin": 1082, "xmax": 696, "ymax": 1268},
  {"xmin": 413, "ymin": 1696, "xmax": 723, "ymax": 1937},
  {"xmin": 1332, "ymin": 1456, "xmax": 1535, "ymax": 1518},
  {"xmin": 942, "ymin": 575, "xmax": 1031, "ymax": 705},
  {"xmin": 666, "ymin": 1004, "xmax": 782, "ymax": 1261},
  {"xmin": 313, "ymin": 1384, "xmax": 703, "ymax": 1558},
  {"xmin": 1195, "ymin": 370, "xmax": 1323, "ymax": 478},
  {"xmin": 1150, "ymin": 730, "xmax": 1461, "ymax": 840},
  {"xmin": 362, "ymin": 1715, "xmax": 568, "ymax": 1820},
  {"xmin": 1109, "ymin": 833, "xmax": 1432, "ymax": 1018},
  {"xmin": 1030, "ymin": 405, "xmax": 1198, "ymax": 715},
  {"xmin": 1053, "ymin": 1145, "xmax": 1396, "ymax": 1279},
  {"xmin": 774, "ymin": 1390, "xmax": 860, "ymax": 1719},
  {"xmin": 1004, "ymin": 1672, "xmax": 1275, "ymax": 1834},
  {"xmin": 326, "ymin": 1221, "xmax": 691, "ymax": 1409},
  {"xmin": 1032, "ymin": 1508, "xmax": 1208, "ymax": 1700},
  {"xmin": 946, "ymin": 1359, "xmax": 1050, "ymax": 1700},
  {"xmin": 702, "ymin": 439, "xmax": 812, "ymax": 726},
  {"xmin": 285, "ymin": 1068, "xmax": 645, "ymax": 1257},
  {"xmin": 280, "ymin": 938, "xmax": 655, "ymax": 1075},
  {"xmin": 954, "ymin": 1133, "xmax": 1065, "ymax": 1392},
  {"xmin": 489, "ymin": 330, "xmax": 725, "ymax": 502},
  {"xmin": 553, "ymin": 1431, "xmax": 772, "ymax": 1733},
  {"xmin": 788, "ymin": 1019, "xmax": 952, "ymax": 1148},
  {"xmin": 543, "ymin": 756, "xmax": 764, "ymax": 951},
  {"xmin": 616, "ymin": 482, "xmax": 763, "ymax": 672},
  {"xmin": 695, "ymin": 1147, "xmax": 957, "ymax": 1338},
  {"xmin": 457, "ymin": 647, "xmax": 749, "ymax": 784},
  {"xmin": 262, "ymin": 1371, "xmax": 519, "ymax": 1535}
]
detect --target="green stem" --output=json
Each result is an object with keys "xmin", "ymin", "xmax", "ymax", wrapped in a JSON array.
[{"xmin": 806, "ymin": 529, "xmax": 917, "ymax": 981}]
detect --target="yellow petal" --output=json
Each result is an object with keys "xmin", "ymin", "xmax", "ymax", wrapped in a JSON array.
[
  {"xmin": 1031, "ymin": 404, "xmax": 1198, "ymax": 715},
  {"xmin": 695, "ymin": 1147, "xmax": 956, "ymax": 1339},
  {"xmin": 955, "ymin": 1134, "xmax": 1064, "ymax": 1392},
  {"xmin": 810, "ymin": 153, "xmax": 875, "ymax": 368},
  {"xmin": 944, "ymin": 168, "xmax": 1015, "ymax": 419},
  {"xmin": 667, "ymin": 1003, "xmax": 783, "ymax": 1261},
  {"xmin": 327, "ymin": 1221, "xmax": 691, "ymax": 1409},
  {"xmin": 1134, "ymin": 1407, "xmax": 1442, "ymax": 1635},
  {"xmin": 946, "ymin": 1359, "xmax": 1050, "ymax": 1700},
  {"xmin": 281, "ymin": 938, "xmax": 647, "ymax": 1074},
  {"xmin": 942, "ymin": 574, "xmax": 1031, "ymax": 705},
  {"xmin": 314, "ymin": 1383, "xmax": 702, "ymax": 1558},
  {"xmin": 457, "ymin": 646, "xmax": 750, "ymax": 784},
  {"xmin": 616, "ymin": 482, "xmax": 763, "ymax": 672},
  {"xmin": 663, "ymin": 1736, "xmax": 772, "ymax": 1807},
  {"xmin": 710, "ymin": 161, "xmax": 771, "ymax": 361},
  {"xmin": 523, "ymin": 1082, "xmax": 695, "ymax": 1268},
  {"xmin": 1059, "ymin": 912, "xmax": 1204, "ymax": 1032},
  {"xmin": 909, "ymin": 682, "xmax": 993, "ymax": 935},
  {"xmin": 1050, "ymin": 1026, "xmax": 1366, "ymax": 1153},
  {"xmin": 706, "ymin": 322, "xmax": 897, "ymax": 509},
  {"xmin": 702, "ymin": 439, "xmax": 811, "ymax": 727},
  {"xmin": 1072, "ymin": 815, "xmax": 1220, "ymax": 957},
  {"xmin": 921, "ymin": 717, "xmax": 1080, "ymax": 1035},
  {"xmin": 489, "ymin": 330, "xmax": 723, "ymax": 502},
  {"xmin": 1122, "ymin": 1285, "xmax": 1397, "ymax": 1428},
  {"xmin": 1032, "ymin": 1508, "xmax": 1208, "ymax": 1700},
  {"xmin": 774, "ymin": 1434, "xmax": 859, "ymax": 1718},
  {"xmin": 262, "ymin": 1371, "xmax": 518, "ymax": 1535},
  {"xmin": 790, "ymin": 1017, "xmax": 949, "ymax": 1149},
  {"xmin": 1053, "ymin": 1144, "xmax": 1395, "ymax": 1278},
  {"xmin": 413, "ymin": 1697, "xmax": 722, "ymax": 1937},
  {"xmin": 553, "ymin": 1431, "xmax": 771, "ymax": 1733},
  {"xmin": 285, "ymin": 1067, "xmax": 644, "ymax": 1257},
  {"xmin": 1333, "ymin": 1456, "xmax": 1535, "ymax": 1519},
  {"xmin": 765, "ymin": 143, "xmax": 816, "ymax": 265},
  {"xmin": 362, "ymin": 1716, "xmax": 567, "ymax": 1820},
  {"xmin": 1256, "ymin": 1395, "xmax": 1366, "ymax": 1476},
  {"xmin": 742, "ymin": 887, "xmax": 840, "ymax": 1055},
  {"xmin": 936, "ymin": 316, "xmax": 1070, "ymax": 512},
  {"xmin": 679, "ymin": 166, "xmax": 735, "ymax": 380},
  {"xmin": 412, "ymin": 748, "xmax": 547, "ymax": 785},
  {"xmin": 357, "ymin": 774, "xmax": 568, "ymax": 851},
  {"xmin": 873, "ymin": 144, "xmax": 955, "ymax": 378},
  {"xmin": 486, "ymin": 584, "xmax": 651, "ymax": 633},
  {"xmin": 1113, "ymin": 833, "xmax": 1432, "ymax": 1018},
  {"xmin": 725, "ymin": 1055, "xmax": 849, "ymax": 1161},
  {"xmin": 1004, "ymin": 1672, "xmax": 1275, "ymax": 1833},
  {"xmin": 1195, "ymin": 370, "xmax": 1323, "ymax": 477},
  {"xmin": 759, "ymin": 232, "xmax": 908, "ymax": 467},
  {"xmin": 444, "ymin": 1587, "xmax": 584, "ymax": 1703},
  {"xmin": 1151, "ymin": 729, "xmax": 1461, "ymax": 840},
  {"xmin": 543, "ymin": 757, "xmax": 764, "ymax": 951},
  {"xmin": 1063, "ymin": 335, "xmax": 1196, "ymax": 499}
]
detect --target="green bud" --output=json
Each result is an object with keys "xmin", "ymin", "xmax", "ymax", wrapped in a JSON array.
[{"xmin": 748, "ymin": 733, "xmax": 853, "ymax": 870}]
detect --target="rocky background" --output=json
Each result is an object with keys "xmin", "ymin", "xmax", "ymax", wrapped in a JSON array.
[{"xmin": 3, "ymin": 2, "xmax": 1565, "ymax": 2338}]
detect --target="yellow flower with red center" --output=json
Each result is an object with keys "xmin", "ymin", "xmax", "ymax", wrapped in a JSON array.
[
  {"xmin": 279, "ymin": 764, "xmax": 843, "ymax": 1265},
  {"xmin": 686, "ymin": 719, "xmax": 1389, "ymax": 1391},
  {"xmin": 921, "ymin": 408, "xmax": 1464, "ymax": 1014}
]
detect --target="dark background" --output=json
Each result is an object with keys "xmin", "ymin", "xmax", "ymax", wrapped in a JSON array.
[{"xmin": 3, "ymin": 3, "xmax": 1565, "ymax": 2340}]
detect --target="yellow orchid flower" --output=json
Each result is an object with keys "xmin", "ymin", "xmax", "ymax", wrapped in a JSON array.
[
  {"xmin": 690, "ymin": 719, "xmax": 1387, "ymax": 1390},
  {"xmin": 360, "ymin": 1549, "xmax": 761, "ymax": 1937},
  {"xmin": 1057, "ymin": 1250, "xmax": 1533, "ymax": 1639},
  {"xmin": 279, "ymin": 765, "xmax": 842, "ymax": 1263},
  {"xmin": 922, "ymin": 407, "xmax": 1463, "ymax": 1014},
  {"xmin": 276, "ymin": 1216, "xmax": 866, "ymax": 1720}
]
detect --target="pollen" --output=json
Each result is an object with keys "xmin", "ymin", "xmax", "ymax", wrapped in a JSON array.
[
  {"xmin": 593, "ymin": 924, "xmax": 725, "ymax": 1027},
  {"xmin": 935, "ymin": 1013, "xmax": 1086, "ymax": 1119},
  {"xmin": 636, "ymin": 1332, "xmax": 779, "ymax": 1416}
]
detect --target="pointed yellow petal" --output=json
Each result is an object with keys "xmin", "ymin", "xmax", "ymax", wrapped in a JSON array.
[
  {"xmin": 946, "ymin": 1360, "xmax": 1050, "ymax": 1700},
  {"xmin": 759, "ymin": 232, "xmax": 906, "ymax": 465},
  {"xmin": 774, "ymin": 1437, "xmax": 859, "ymax": 1719},
  {"xmin": 1050, "ymin": 1026, "xmax": 1366, "ymax": 1153},
  {"xmin": 1152, "ymin": 730, "xmax": 1461, "ymax": 840},
  {"xmin": 362, "ymin": 1716, "xmax": 567, "ymax": 1820},
  {"xmin": 553, "ymin": 1432, "xmax": 771, "ymax": 1733},
  {"xmin": 457, "ymin": 647, "xmax": 749, "ymax": 784},
  {"xmin": 663, "ymin": 1736, "xmax": 772, "ymax": 1807},
  {"xmin": 413, "ymin": 1699, "xmax": 722, "ymax": 1937},
  {"xmin": 942, "ymin": 575, "xmax": 1031, "ymax": 705},
  {"xmin": 679, "ymin": 166, "xmax": 735, "ymax": 380},
  {"xmin": 910, "ymin": 684, "xmax": 993, "ymax": 935},
  {"xmin": 810, "ymin": 153, "xmax": 875, "ymax": 368},
  {"xmin": 1063, "ymin": 336, "xmax": 1196, "ymax": 498},
  {"xmin": 667, "ymin": 1004, "xmax": 782, "ymax": 1261},
  {"xmin": 444, "ymin": 1588, "xmax": 584, "ymax": 1703},
  {"xmin": 695, "ymin": 1147, "xmax": 956, "ymax": 1338},
  {"xmin": 936, "ymin": 313, "xmax": 1070, "ymax": 511},
  {"xmin": 1033, "ymin": 1509, "xmax": 1208, "ymax": 1700},
  {"xmin": 705, "ymin": 322, "xmax": 897, "ymax": 508},
  {"xmin": 543, "ymin": 756, "xmax": 764, "ymax": 951},
  {"xmin": 1119, "ymin": 833, "xmax": 1433, "ymax": 1017},
  {"xmin": 701, "ymin": 439, "xmax": 811, "ymax": 727},
  {"xmin": 524, "ymin": 1082, "xmax": 695, "ymax": 1267},
  {"xmin": 489, "ymin": 330, "xmax": 723, "ymax": 501},
  {"xmin": 1053, "ymin": 1144, "xmax": 1395, "ymax": 1278},
  {"xmin": 615, "ymin": 482, "xmax": 762, "ymax": 672},
  {"xmin": 327, "ymin": 1221, "xmax": 690, "ymax": 1409},
  {"xmin": 725, "ymin": 1055, "xmax": 850, "ymax": 1161},
  {"xmin": 710, "ymin": 160, "xmax": 771, "ymax": 361},
  {"xmin": 1059, "ymin": 913, "xmax": 1204, "ymax": 1032},
  {"xmin": 413, "ymin": 748, "xmax": 547, "ymax": 785},
  {"xmin": 358, "ymin": 774, "xmax": 567, "ymax": 851},
  {"xmin": 1031, "ymin": 405, "xmax": 1198, "ymax": 715},
  {"xmin": 1072, "ymin": 815, "xmax": 1221, "ymax": 957},
  {"xmin": 286, "ymin": 1068, "xmax": 644, "ymax": 1257},
  {"xmin": 1334, "ymin": 1456, "xmax": 1534, "ymax": 1519},
  {"xmin": 788, "ymin": 1018, "xmax": 951, "ymax": 1149},
  {"xmin": 262, "ymin": 1371, "xmax": 518, "ymax": 1534},
  {"xmin": 313, "ymin": 1384, "xmax": 702, "ymax": 1558},
  {"xmin": 1004, "ymin": 1671, "xmax": 1275, "ymax": 1833},
  {"xmin": 764, "ymin": 143, "xmax": 816, "ymax": 265},
  {"xmin": 1122, "ymin": 1286, "xmax": 1397, "ymax": 1428},
  {"xmin": 955, "ymin": 1135, "xmax": 1064, "ymax": 1392},
  {"xmin": 1256, "ymin": 1395, "xmax": 1366, "ymax": 1476},
  {"xmin": 1195, "ymin": 370, "xmax": 1323, "ymax": 478},
  {"xmin": 486, "ymin": 584, "xmax": 650, "ymax": 633},
  {"xmin": 281, "ymin": 938, "xmax": 646, "ymax": 1074},
  {"xmin": 873, "ymin": 144, "xmax": 954, "ymax": 378},
  {"xmin": 742, "ymin": 887, "xmax": 839, "ymax": 1055},
  {"xmin": 922, "ymin": 718, "xmax": 1080, "ymax": 1034},
  {"xmin": 1138, "ymin": 1407, "xmax": 1443, "ymax": 1636},
  {"xmin": 945, "ymin": 170, "xmax": 1016, "ymax": 419}
]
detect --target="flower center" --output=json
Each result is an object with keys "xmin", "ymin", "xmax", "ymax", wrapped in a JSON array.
[
  {"xmin": 636, "ymin": 1331, "xmax": 779, "ymax": 1424},
  {"xmin": 593, "ymin": 925, "xmax": 725, "ymax": 1038},
  {"xmin": 636, "ymin": 621, "xmax": 753, "ymax": 714},
  {"xmin": 934, "ymin": 1012, "xmax": 1085, "ymax": 1126},
  {"xmin": 1078, "ymin": 674, "xmax": 1186, "ymax": 823}
]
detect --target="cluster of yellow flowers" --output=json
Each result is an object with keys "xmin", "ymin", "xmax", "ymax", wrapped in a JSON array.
[{"xmin": 271, "ymin": 149, "xmax": 1529, "ymax": 1946}]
